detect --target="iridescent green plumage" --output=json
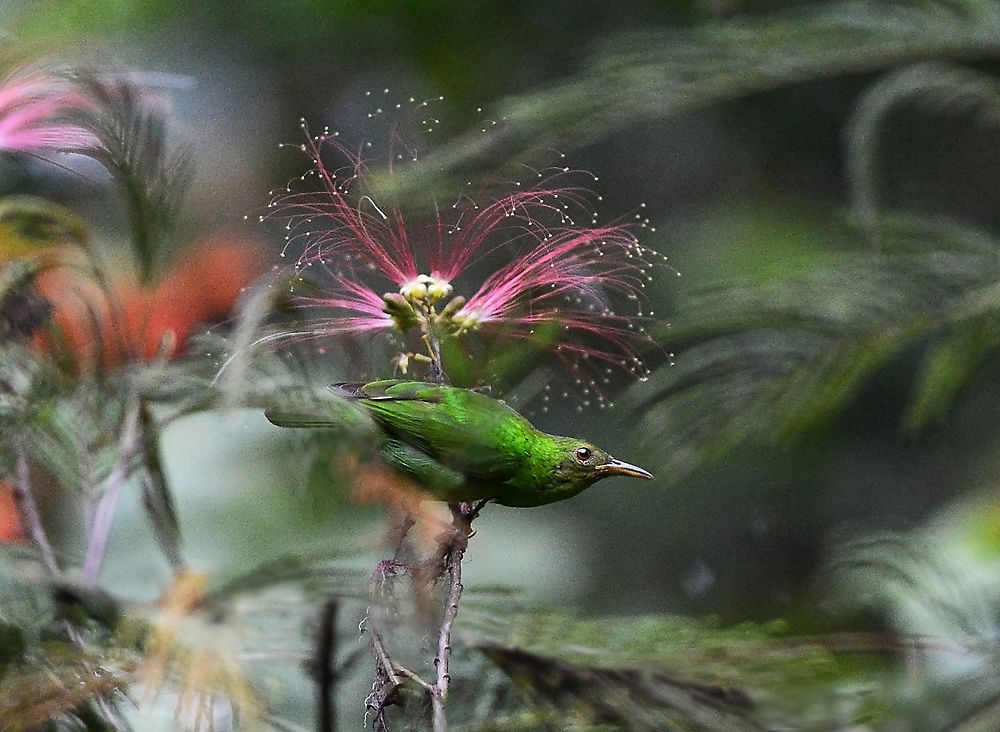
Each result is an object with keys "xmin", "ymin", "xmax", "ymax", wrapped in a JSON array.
[{"xmin": 266, "ymin": 379, "xmax": 653, "ymax": 507}]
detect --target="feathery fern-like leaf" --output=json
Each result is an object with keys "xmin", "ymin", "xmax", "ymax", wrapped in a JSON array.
[{"xmin": 629, "ymin": 215, "xmax": 1000, "ymax": 479}]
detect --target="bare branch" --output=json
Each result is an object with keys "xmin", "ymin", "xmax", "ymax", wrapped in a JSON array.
[
  {"xmin": 11, "ymin": 446, "xmax": 59, "ymax": 574},
  {"xmin": 82, "ymin": 397, "xmax": 142, "ymax": 584},
  {"xmin": 428, "ymin": 503, "xmax": 475, "ymax": 732}
]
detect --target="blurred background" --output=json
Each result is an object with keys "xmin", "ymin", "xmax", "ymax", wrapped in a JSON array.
[{"xmin": 7, "ymin": 0, "xmax": 1000, "ymax": 728}]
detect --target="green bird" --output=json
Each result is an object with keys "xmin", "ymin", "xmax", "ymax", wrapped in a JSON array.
[{"xmin": 265, "ymin": 379, "xmax": 653, "ymax": 507}]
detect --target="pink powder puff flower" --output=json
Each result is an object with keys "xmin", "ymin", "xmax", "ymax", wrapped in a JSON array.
[
  {"xmin": 0, "ymin": 68, "xmax": 98, "ymax": 153},
  {"xmin": 268, "ymin": 116, "xmax": 672, "ymax": 397}
]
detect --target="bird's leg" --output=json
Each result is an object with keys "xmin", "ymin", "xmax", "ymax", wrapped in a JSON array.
[
  {"xmin": 447, "ymin": 502, "xmax": 474, "ymax": 552},
  {"xmin": 411, "ymin": 507, "xmax": 461, "ymax": 588}
]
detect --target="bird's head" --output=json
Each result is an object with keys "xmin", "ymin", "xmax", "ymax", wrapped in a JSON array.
[
  {"xmin": 489, "ymin": 433, "xmax": 655, "ymax": 507},
  {"xmin": 549, "ymin": 438, "xmax": 653, "ymax": 495}
]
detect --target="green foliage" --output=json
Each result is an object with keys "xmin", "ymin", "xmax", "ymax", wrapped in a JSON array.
[
  {"xmin": 845, "ymin": 61, "xmax": 1000, "ymax": 232},
  {"xmin": 454, "ymin": 609, "xmax": 895, "ymax": 730},
  {"xmin": 821, "ymin": 517, "xmax": 1000, "ymax": 727},
  {"xmin": 72, "ymin": 74, "xmax": 193, "ymax": 284},
  {"xmin": 381, "ymin": 0, "xmax": 1000, "ymax": 198},
  {"xmin": 0, "ymin": 548, "xmax": 134, "ymax": 729},
  {"xmin": 627, "ymin": 214, "xmax": 1000, "ymax": 477},
  {"xmin": 626, "ymin": 61, "xmax": 1000, "ymax": 482}
]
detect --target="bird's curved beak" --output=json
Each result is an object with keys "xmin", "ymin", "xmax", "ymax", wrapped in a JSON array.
[{"xmin": 596, "ymin": 457, "xmax": 654, "ymax": 480}]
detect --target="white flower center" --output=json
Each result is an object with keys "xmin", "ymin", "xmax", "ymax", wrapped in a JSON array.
[{"xmin": 400, "ymin": 273, "xmax": 453, "ymax": 304}]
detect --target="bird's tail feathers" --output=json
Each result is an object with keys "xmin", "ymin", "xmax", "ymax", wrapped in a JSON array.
[{"xmin": 264, "ymin": 409, "xmax": 339, "ymax": 428}]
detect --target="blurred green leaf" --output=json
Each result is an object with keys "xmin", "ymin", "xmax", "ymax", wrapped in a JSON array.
[
  {"xmin": 459, "ymin": 609, "xmax": 899, "ymax": 729},
  {"xmin": 903, "ymin": 318, "xmax": 1000, "ymax": 434},
  {"xmin": 381, "ymin": 0, "xmax": 1000, "ymax": 198},
  {"xmin": 480, "ymin": 643, "xmax": 759, "ymax": 731},
  {"xmin": 138, "ymin": 401, "xmax": 184, "ymax": 571},
  {"xmin": 0, "ymin": 194, "xmax": 91, "ymax": 257}
]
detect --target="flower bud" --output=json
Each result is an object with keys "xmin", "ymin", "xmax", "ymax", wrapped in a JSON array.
[
  {"xmin": 382, "ymin": 292, "xmax": 418, "ymax": 332},
  {"xmin": 449, "ymin": 305, "xmax": 483, "ymax": 335},
  {"xmin": 438, "ymin": 294, "xmax": 466, "ymax": 320},
  {"xmin": 392, "ymin": 352, "xmax": 410, "ymax": 374}
]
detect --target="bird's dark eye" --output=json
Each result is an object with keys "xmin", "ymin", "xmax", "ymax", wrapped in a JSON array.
[{"xmin": 574, "ymin": 446, "xmax": 592, "ymax": 462}]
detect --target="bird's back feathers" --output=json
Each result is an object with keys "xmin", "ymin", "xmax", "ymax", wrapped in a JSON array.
[{"xmin": 329, "ymin": 380, "xmax": 539, "ymax": 482}]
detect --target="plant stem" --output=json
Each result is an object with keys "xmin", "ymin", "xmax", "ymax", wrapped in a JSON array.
[
  {"xmin": 422, "ymin": 330, "xmax": 448, "ymax": 385},
  {"xmin": 11, "ymin": 446, "xmax": 59, "ymax": 574},
  {"xmin": 83, "ymin": 397, "xmax": 142, "ymax": 584}
]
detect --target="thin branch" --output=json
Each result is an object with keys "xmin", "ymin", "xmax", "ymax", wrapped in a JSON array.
[
  {"xmin": 365, "ymin": 642, "xmax": 440, "ymax": 732},
  {"xmin": 394, "ymin": 664, "xmax": 434, "ymax": 692},
  {"xmin": 365, "ymin": 618, "xmax": 403, "ymax": 729},
  {"xmin": 429, "ymin": 503, "xmax": 474, "ymax": 732},
  {"xmin": 82, "ymin": 397, "xmax": 143, "ymax": 584},
  {"xmin": 432, "ymin": 547, "xmax": 462, "ymax": 730},
  {"xmin": 11, "ymin": 446, "xmax": 59, "ymax": 574},
  {"xmin": 422, "ymin": 326, "xmax": 448, "ymax": 384}
]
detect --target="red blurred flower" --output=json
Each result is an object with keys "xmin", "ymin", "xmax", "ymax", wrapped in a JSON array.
[
  {"xmin": 271, "ymin": 121, "xmax": 668, "ymax": 386},
  {"xmin": 0, "ymin": 482, "xmax": 24, "ymax": 542},
  {"xmin": 35, "ymin": 233, "xmax": 266, "ymax": 370}
]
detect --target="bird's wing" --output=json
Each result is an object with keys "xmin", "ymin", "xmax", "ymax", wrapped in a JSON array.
[
  {"xmin": 330, "ymin": 380, "xmax": 526, "ymax": 479},
  {"xmin": 330, "ymin": 380, "xmax": 444, "ymax": 402},
  {"xmin": 380, "ymin": 439, "xmax": 471, "ymax": 500}
]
